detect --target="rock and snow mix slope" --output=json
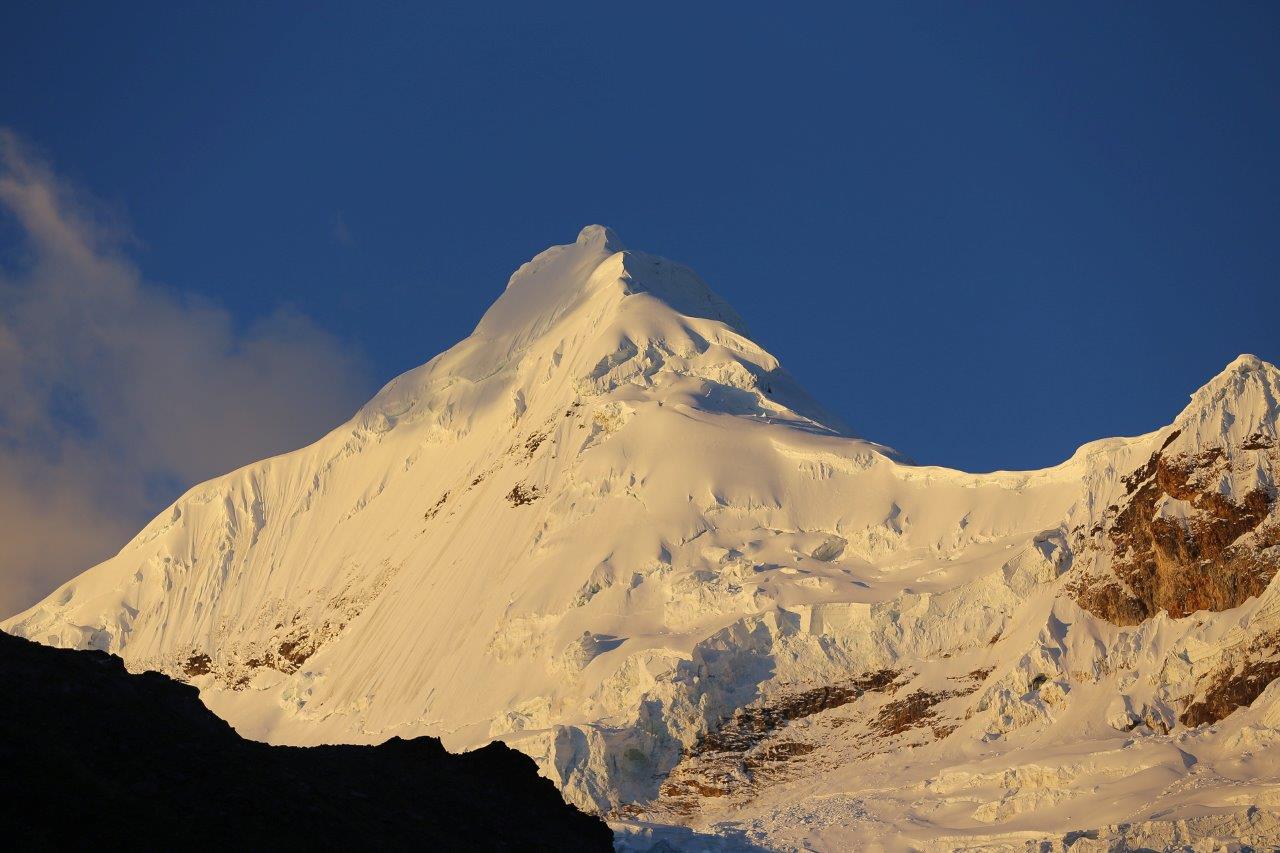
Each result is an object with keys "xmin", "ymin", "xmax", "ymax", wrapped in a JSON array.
[{"xmin": 7, "ymin": 226, "xmax": 1280, "ymax": 850}]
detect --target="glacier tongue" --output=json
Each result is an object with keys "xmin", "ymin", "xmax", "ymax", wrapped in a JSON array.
[{"xmin": 6, "ymin": 227, "xmax": 1280, "ymax": 850}]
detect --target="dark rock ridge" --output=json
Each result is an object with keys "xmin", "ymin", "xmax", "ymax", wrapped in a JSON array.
[{"xmin": 0, "ymin": 630, "xmax": 612, "ymax": 850}]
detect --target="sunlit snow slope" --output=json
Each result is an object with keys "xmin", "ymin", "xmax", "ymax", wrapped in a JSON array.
[{"xmin": 8, "ymin": 226, "xmax": 1280, "ymax": 850}]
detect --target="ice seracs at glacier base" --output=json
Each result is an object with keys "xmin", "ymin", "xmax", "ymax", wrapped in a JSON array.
[{"xmin": 8, "ymin": 225, "xmax": 1280, "ymax": 850}]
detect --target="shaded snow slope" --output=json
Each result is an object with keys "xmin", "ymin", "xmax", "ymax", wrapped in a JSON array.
[{"xmin": 8, "ymin": 227, "xmax": 1280, "ymax": 850}]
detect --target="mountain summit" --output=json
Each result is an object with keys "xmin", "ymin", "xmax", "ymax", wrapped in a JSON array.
[{"xmin": 7, "ymin": 228, "xmax": 1280, "ymax": 849}]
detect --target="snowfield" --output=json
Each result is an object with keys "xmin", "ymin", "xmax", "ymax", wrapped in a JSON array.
[{"xmin": 8, "ymin": 226, "xmax": 1280, "ymax": 850}]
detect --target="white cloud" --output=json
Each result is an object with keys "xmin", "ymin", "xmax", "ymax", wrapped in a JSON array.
[{"xmin": 0, "ymin": 130, "xmax": 371, "ymax": 617}]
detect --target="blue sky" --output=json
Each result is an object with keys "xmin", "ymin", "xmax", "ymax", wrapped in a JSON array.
[{"xmin": 2, "ymin": 2, "xmax": 1277, "ymax": 476}]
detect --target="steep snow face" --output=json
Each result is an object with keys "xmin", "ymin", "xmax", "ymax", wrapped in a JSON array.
[{"xmin": 7, "ymin": 228, "xmax": 1280, "ymax": 850}]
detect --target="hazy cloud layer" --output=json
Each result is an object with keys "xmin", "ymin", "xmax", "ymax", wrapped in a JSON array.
[{"xmin": 0, "ymin": 131, "xmax": 371, "ymax": 617}]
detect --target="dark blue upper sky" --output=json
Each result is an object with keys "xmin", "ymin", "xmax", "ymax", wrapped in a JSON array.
[{"xmin": 3, "ymin": 2, "xmax": 1277, "ymax": 472}]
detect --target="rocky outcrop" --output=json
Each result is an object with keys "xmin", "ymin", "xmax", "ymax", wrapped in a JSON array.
[
  {"xmin": 1074, "ymin": 432, "xmax": 1279, "ymax": 626},
  {"xmin": 689, "ymin": 668, "xmax": 905, "ymax": 758},
  {"xmin": 643, "ymin": 669, "xmax": 985, "ymax": 820},
  {"xmin": 0, "ymin": 630, "xmax": 612, "ymax": 849},
  {"xmin": 1181, "ymin": 628, "xmax": 1280, "ymax": 727}
]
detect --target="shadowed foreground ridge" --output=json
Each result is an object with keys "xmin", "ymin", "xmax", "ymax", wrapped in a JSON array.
[{"xmin": 0, "ymin": 631, "xmax": 612, "ymax": 850}]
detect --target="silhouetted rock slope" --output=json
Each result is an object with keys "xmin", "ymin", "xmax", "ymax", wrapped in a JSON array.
[{"xmin": 0, "ymin": 631, "xmax": 612, "ymax": 850}]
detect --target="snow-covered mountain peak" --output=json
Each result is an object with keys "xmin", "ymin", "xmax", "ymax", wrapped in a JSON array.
[
  {"xmin": 1188, "ymin": 352, "xmax": 1276, "ymax": 402},
  {"xmin": 575, "ymin": 223, "xmax": 626, "ymax": 251},
  {"xmin": 7, "ymin": 229, "xmax": 1280, "ymax": 850},
  {"xmin": 490, "ymin": 224, "xmax": 741, "ymax": 339},
  {"xmin": 356, "ymin": 226, "xmax": 834, "ymax": 442},
  {"xmin": 484, "ymin": 225, "xmax": 626, "ymax": 337},
  {"xmin": 1169, "ymin": 352, "xmax": 1279, "ymax": 453}
]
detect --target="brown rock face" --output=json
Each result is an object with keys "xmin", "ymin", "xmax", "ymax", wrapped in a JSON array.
[
  {"xmin": 1074, "ymin": 433, "xmax": 1279, "ymax": 627},
  {"xmin": 648, "ymin": 671, "xmax": 907, "ymax": 816},
  {"xmin": 1182, "ymin": 660, "xmax": 1280, "ymax": 728},
  {"xmin": 689, "ymin": 668, "xmax": 904, "ymax": 758},
  {"xmin": 871, "ymin": 687, "xmax": 968, "ymax": 737},
  {"xmin": 1181, "ymin": 630, "xmax": 1280, "ymax": 727},
  {"xmin": 644, "ymin": 669, "xmax": 988, "ymax": 820}
]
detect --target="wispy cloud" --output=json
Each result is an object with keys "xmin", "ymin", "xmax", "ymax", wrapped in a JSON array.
[{"xmin": 0, "ymin": 130, "xmax": 371, "ymax": 617}]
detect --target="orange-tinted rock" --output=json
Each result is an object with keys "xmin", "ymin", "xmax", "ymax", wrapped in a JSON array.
[
  {"xmin": 1073, "ymin": 437, "xmax": 1279, "ymax": 627},
  {"xmin": 1181, "ymin": 629, "xmax": 1280, "ymax": 727}
]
